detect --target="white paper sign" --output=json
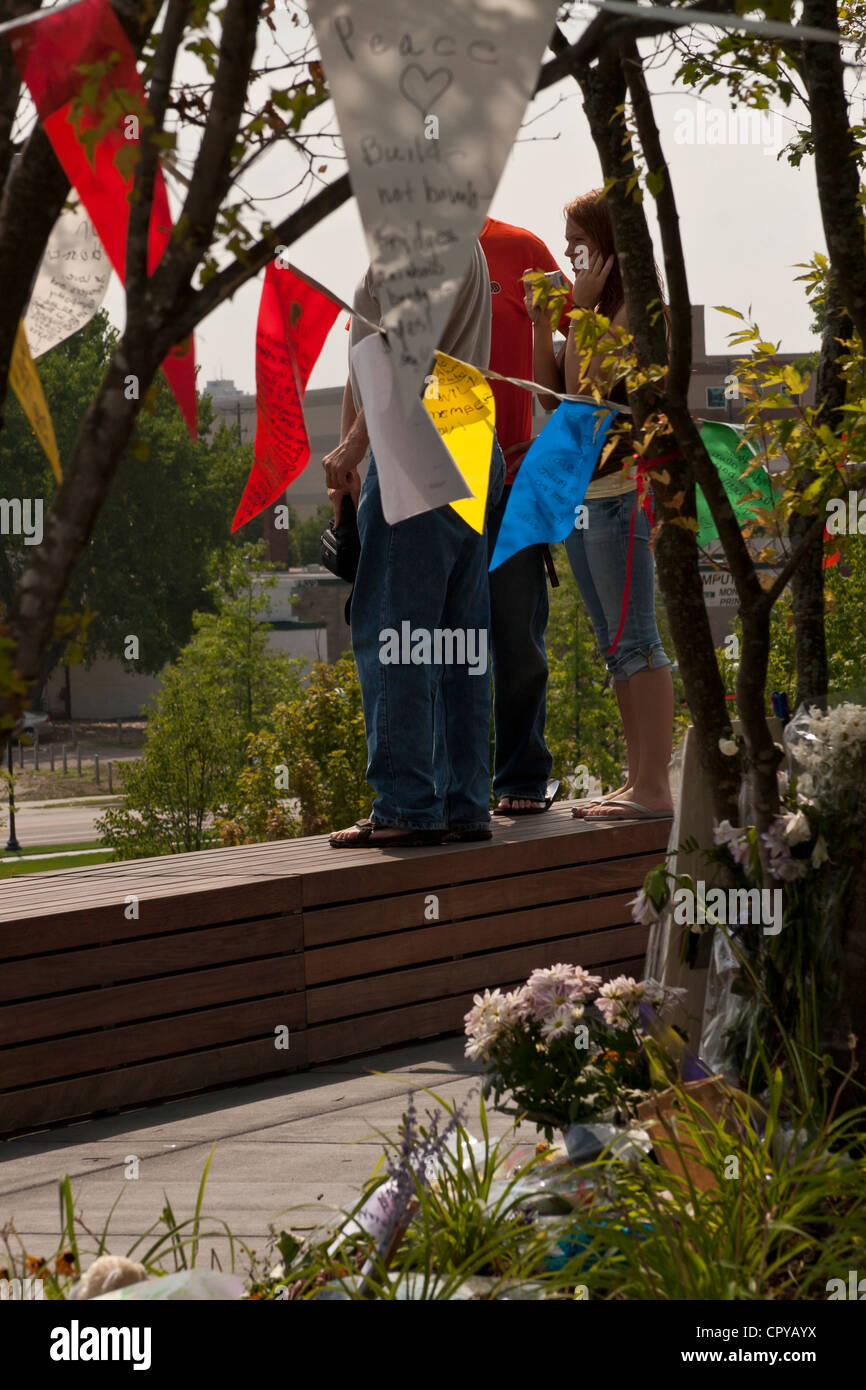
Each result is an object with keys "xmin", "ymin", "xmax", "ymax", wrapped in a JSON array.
[
  {"xmin": 24, "ymin": 203, "xmax": 110, "ymax": 358},
  {"xmin": 308, "ymin": 0, "xmax": 561, "ymax": 414},
  {"xmin": 352, "ymin": 333, "xmax": 472, "ymax": 524}
]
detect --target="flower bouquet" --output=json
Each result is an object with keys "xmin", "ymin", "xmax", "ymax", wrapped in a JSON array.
[
  {"xmin": 632, "ymin": 702, "xmax": 866, "ymax": 1085},
  {"xmin": 464, "ymin": 965, "xmax": 676, "ymax": 1142}
]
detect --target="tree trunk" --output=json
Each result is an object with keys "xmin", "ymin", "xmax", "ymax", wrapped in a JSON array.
[
  {"xmin": 578, "ymin": 44, "xmax": 741, "ymax": 825},
  {"xmin": 789, "ymin": 291, "xmax": 849, "ymax": 712}
]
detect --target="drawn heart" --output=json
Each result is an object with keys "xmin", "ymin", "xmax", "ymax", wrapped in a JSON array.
[{"xmin": 398, "ymin": 63, "xmax": 453, "ymax": 116}]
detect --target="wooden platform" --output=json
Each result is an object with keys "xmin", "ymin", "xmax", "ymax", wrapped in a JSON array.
[{"xmin": 0, "ymin": 804, "xmax": 671, "ymax": 1137}]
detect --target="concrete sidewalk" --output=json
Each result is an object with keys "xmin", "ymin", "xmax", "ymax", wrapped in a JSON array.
[{"xmin": 0, "ymin": 1037, "xmax": 535, "ymax": 1278}]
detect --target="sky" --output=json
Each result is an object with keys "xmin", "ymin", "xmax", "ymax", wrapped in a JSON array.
[{"xmin": 103, "ymin": 7, "xmax": 827, "ymax": 397}]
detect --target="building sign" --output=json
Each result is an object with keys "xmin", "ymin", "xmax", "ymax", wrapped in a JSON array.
[{"xmin": 700, "ymin": 566, "xmax": 739, "ymax": 608}]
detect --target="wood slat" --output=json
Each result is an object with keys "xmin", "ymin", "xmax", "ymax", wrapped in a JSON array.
[
  {"xmin": 0, "ymin": 1034, "xmax": 308, "ymax": 1138},
  {"xmin": 0, "ymin": 915, "xmax": 302, "ymax": 1004},
  {"xmin": 307, "ymin": 921, "xmax": 648, "ymax": 1023},
  {"xmin": 306, "ymin": 891, "xmax": 639, "ymax": 987},
  {"xmin": 304, "ymin": 854, "xmax": 662, "ymax": 954},
  {"xmin": 0, "ymin": 881, "xmax": 299, "ymax": 955},
  {"xmin": 299, "ymin": 815, "xmax": 670, "ymax": 908},
  {"xmin": 1, "ymin": 993, "xmax": 306, "ymax": 1088},
  {"xmin": 0, "ymin": 956, "xmax": 305, "ymax": 1047}
]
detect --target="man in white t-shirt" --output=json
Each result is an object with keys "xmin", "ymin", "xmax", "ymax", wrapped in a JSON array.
[{"xmin": 323, "ymin": 242, "xmax": 505, "ymax": 848}]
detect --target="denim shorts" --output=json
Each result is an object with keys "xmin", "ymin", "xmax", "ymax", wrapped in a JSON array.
[{"xmin": 562, "ymin": 491, "xmax": 671, "ymax": 681}]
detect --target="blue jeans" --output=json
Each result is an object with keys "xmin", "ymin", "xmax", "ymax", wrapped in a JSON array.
[
  {"xmin": 486, "ymin": 485, "xmax": 552, "ymax": 799},
  {"xmin": 352, "ymin": 443, "xmax": 506, "ymax": 829},
  {"xmin": 563, "ymin": 492, "xmax": 670, "ymax": 680}
]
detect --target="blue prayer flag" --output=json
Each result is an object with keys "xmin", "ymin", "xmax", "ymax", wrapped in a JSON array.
[{"xmin": 489, "ymin": 400, "xmax": 616, "ymax": 571}]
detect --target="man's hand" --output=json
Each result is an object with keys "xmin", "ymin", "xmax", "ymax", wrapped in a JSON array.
[{"xmin": 323, "ymin": 435, "xmax": 365, "ymax": 523}]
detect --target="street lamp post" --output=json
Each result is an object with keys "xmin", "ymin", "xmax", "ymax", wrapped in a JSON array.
[{"xmin": 6, "ymin": 732, "xmax": 21, "ymax": 852}]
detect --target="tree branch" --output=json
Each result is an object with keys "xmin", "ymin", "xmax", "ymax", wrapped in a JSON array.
[
  {"xmin": 164, "ymin": 171, "xmax": 351, "ymax": 351},
  {"xmin": 126, "ymin": 0, "xmax": 190, "ymax": 328},
  {"xmin": 762, "ymin": 510, "xmax": 827, "ymax": 609},
  {"xmin": 150, "ymin": 0, "xmax": 260, "ymax": 305}
]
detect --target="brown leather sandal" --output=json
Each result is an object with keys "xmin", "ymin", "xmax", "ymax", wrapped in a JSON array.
[{"xmin": 328, "ymin": 817, "xmax": 447, "ymax": 849}]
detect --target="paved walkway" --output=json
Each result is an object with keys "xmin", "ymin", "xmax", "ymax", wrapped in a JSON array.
[{"xmin": 0, "ymin": 1037, "xmax": 534, "ymax": 1277}]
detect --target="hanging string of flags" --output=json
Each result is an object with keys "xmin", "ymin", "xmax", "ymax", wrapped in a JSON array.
[
  {"xmin": 232, "ymin": 263, "xmax": 339, "ymax": 533},
  {"xmin": 306, "ymin": 0, "xmax": 564, "ymax": 416},
  {"xmin": 9, "ymin": 322, "xmax": 63, "ymax": 484},
  {"xmin": 10, "ymin": 0, "xmax": 197, "ymax": 438},
  {"xmin": 24, "ymin": 202, "xmax": 110, "ymax": 360},
  {"xmin": 1, "ymin": 0, "xmax": 777, "ymax": 553}
]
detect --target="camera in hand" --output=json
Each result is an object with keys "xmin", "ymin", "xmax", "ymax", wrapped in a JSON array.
[{"xmin": 320, "ymin": 495, "xmax": 360, "ymax": 584}]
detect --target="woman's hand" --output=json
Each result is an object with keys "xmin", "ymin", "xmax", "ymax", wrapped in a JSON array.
[
  {"xmin": 522, "ymin": 270, "xmax": 561, "ymax": 329},
  {"xmin": 570, "ymin": 248, "xmax": 614, "ymax": 310}
]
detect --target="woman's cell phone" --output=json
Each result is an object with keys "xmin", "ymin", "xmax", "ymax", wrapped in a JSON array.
[{"xmin": 543, "ymin": 270, "xmax": 567, "ymax": 289}]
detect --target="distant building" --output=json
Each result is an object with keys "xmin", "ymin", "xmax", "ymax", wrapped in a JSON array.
[
  {"xmin": 687, "ymin": 305, "xmax": 815, "ymax": 423},
  {"xmin": 44, "ymin": 567, "xmax": 352, "ymax": 720},
  {"xmin": 204, "ymin": 378, "xmax": 349, "ymax": 525}
]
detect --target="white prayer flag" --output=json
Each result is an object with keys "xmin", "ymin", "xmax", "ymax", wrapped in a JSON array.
[
  {"xmin": 308, "ymin": 0, "xmax": 562, "ymax": 414},
  {"xmin": 24, "ymin": 202, "xmax": 110, "ymax": 358},
  {"xmin": 351, "ymin": 333, "xmax": 472, "ymax": 524}
]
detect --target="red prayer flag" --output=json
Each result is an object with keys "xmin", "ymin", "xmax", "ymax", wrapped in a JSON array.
[
  {"xmin": 10, "ymin": 0, "xmax": 197, "ymax": 437},
  {"xmin": 232, "ymin": 263, "xmax": 339, "ymax": 531}
]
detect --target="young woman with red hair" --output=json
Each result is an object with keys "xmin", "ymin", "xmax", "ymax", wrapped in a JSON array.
[{"xmin": 526, "ymin": 189, "xmax": 674, "ymax": 820}]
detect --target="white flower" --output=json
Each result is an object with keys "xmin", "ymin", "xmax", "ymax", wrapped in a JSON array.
[
  {"xmin": 524, "ymin": 963, "xmax": 601, "ymax": 1020},
  {"xmin": 718, "ymin": 737, "xmax": 738, "ymax": 757},
  {"xmin": 540, "ymin": 1004, "xmax": 582, "ymax": 1042},
  {"xmin": 629, "ymin": 888, "xmax": 660, "ymax": 925},
  {"xmin": 811, "ymin": 835, "xmax": 829, "ymax": 868},
  {"xmin": 713, "ymin": 819, "xmax": 751, "ymax": 870},
  {"xmin": 497, "ymin": 988, "xmax": 529, "ymax": 1028},
  {"xmin": 464, "ymin": 988, "xmax": 509, "ymax": 1056},
  {"xmin": 596, "ymin": 975, "xmax": 646, "ymax": 1026},
  {"xmin": 782, "ymin": 808, "xmax": 812, "ymax": 847}
]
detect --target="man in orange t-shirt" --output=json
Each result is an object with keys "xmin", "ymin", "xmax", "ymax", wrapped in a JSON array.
[{"xmin": 480, "ymin": 216, "xmax": 571, "ymax": 813}]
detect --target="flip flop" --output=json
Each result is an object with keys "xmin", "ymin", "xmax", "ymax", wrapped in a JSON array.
[
  {"xmin": 328, "ymin": 818, "xmax": 447, "ymax": 849},
  {"xmin": 493, "ymin": 779, "xmax": 560, "ymax": 817},
  {"xmin": 580, "ymin": 799, "xmax": 673, "ymax": 821},
  {"xmin": 571, "ymin": 795, "xmax": 614, "ymax": 818}
]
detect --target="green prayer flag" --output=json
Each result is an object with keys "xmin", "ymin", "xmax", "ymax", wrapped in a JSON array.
[{"xmin": 697, "ymin": 420, "xmax": 773, "ymax": 547}]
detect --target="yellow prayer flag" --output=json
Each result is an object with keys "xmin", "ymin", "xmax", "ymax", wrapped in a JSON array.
[
  {"xmin": 9, "ymin": 320, "xmax": 62, "ymax": 483},
  {"xmin": 423, "ymin": 350, "xmax": 495, "ymax": 534}
]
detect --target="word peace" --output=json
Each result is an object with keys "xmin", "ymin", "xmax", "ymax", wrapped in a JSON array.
[{"xmin": 334, "ymin": 19, "xmax": 498, "ymax": 68}]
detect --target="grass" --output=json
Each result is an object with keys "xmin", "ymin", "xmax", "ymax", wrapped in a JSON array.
[
  {"xmin": 1, "ymin": 1144, "xmax": 246, "ymax": 1299},
  {"xmin": 0, "ymin": 842, "xmax": 115, "ymax": 877},
  {"xmin": 2, "ymin": 840, "xmax": 107, "ymax": 857}
]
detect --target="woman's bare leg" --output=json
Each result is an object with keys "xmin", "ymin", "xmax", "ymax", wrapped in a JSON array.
[{"xmin": 583, "ymin": 665, "xmax": 673, "ymax": 816}]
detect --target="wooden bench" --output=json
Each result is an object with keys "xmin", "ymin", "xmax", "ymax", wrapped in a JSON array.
[{"xmin": 0, "ymin": 805, "xmax": 670, "ymax": 1137}]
